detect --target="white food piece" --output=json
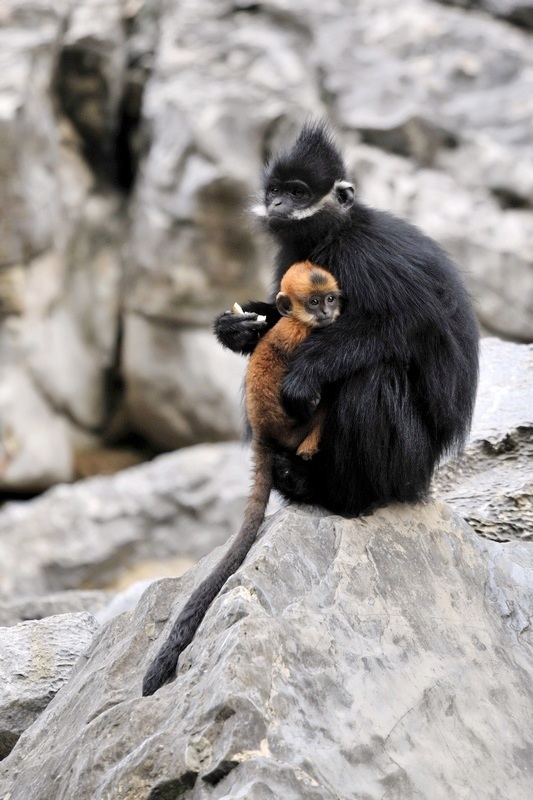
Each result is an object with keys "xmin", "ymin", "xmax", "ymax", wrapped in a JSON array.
[{"xmin": 231, "ymin": 303, "xmax": 266, "ymax": 323}]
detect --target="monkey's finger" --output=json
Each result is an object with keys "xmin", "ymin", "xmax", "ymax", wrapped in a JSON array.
[
  {"xmin": 242, "ymin": 315, "xmax": 268, "ymax": 327},
  {"xmin": 239, "ymin": 312, "xmax": 265, "ymax": 320},
  {"xmin": 224, "ymin": 310, "xmax": 258, "ymax": 319}
]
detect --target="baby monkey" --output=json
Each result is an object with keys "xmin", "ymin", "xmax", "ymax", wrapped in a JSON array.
[
  {"xmin": 142, "ymin": 261, "xmax": 341, "ymax": 696},
  {"xmin": 245, "ymin": 259, "xmax": 341, "ymax": 459}
]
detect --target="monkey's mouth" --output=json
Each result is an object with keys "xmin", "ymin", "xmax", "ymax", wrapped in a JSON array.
[{"xmin": 266, "ymin": 214, "xmax": 291, "ymax": 227}]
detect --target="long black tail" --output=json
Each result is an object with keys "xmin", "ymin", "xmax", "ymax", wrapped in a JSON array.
[{"xmin": 142, "ymin": 445, "xmax": 272, "ymax": 696}]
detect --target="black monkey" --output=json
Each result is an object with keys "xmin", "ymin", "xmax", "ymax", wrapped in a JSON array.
[
  {"xmin": 142, "ymin": 122, "xmax": 479, "ymax": 696},
  {"xmin": 215, "ymin": 121, "xmax": 479, "ymax": 514}
]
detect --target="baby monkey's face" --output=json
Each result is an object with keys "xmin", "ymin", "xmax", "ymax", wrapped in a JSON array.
[{"xmin": 296, "ymin": 290, "xmax": 341, "ymax": 328}]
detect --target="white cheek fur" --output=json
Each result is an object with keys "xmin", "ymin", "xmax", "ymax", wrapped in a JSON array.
[{"xmin": 290, "ymin": 202, "xmax": 324, "ymax": 220}]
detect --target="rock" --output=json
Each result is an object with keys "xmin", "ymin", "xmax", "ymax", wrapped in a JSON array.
[
  {"xmin": 93, "ymin": 579, "xmax": 158, "ymax": 626},
  {"xmin": 0, "ymin": 442, "xmax": 260, "ymax": 601},
  {"xmin": 0, "ymin": 612, "xmax": 99, "ymax": 759},
  {"xmin": 56, "ymin": 0, "xmax": 126, "ymax": 171},
  {"xmin": 0, "ymin": 2, "xmax": 123, "ymax": 490},
  {"xmin": 0, "ymin": 363, "xmax": 74, "ymax": 490},
  {"xmin": 0, "ymin": 503, "xmax": 531, "ymax": 796},
  {"xmin": 0, "ymin": 582, "xmax": 186, "ymax": 631},
  {"xmin": 0, "ymin": 590, "xmax": 110, "ymax": 628},
  {"xmin": 347, "ymin": 143, "xmax": 533, "ymax": 341},
  {"xmin": 0, "ymin": 336, "xmax": 530, "ymax": 789},
  {"xmin": 122, "ymin": 315, "xmax": 247, "ymax": 449},
  {"xmin": 437, "ymin": 0, "xmax": 533, "ymax": 30},
  {"xmin": 435, "ymin": 338, "xmax": 533, "ymax": 541}
]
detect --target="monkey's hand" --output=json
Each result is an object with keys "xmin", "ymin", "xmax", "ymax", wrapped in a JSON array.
[
  {"xmin": 214, "ymin": 301, "xmax": 277, "ymax": 354},
  {"xmin": 281, "ymin": 369, "xmax": 321, "ymax": 422}
]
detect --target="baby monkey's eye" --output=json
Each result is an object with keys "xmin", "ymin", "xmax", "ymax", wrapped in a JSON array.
[
  {"xmin": 309, "ymin": 297, "xmax": 320, "ymax": 306},
  {"xmin": 326, "ymin": 295, "xmax": 336, "ymax": 303}
]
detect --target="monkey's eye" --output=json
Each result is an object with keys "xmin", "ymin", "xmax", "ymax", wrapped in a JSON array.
[
  {"xmin": 326, "ymin": 295, "xmax": 336, "ymax": 304},
  {"xmin": 309, "ymin": 297, "xmax": 320, "ymax": 306},
  {"xmin": 291, "ymin": 187, "xmax": 305, "ymax": 198},
  {"xmin": 267, "ymin": 186, "xmax": 279, "ymax": 196}
]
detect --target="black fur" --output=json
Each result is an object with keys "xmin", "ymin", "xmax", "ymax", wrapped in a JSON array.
[{"xmin": 215, "ymin": 121, "xmax": 479, "ymax": 514}]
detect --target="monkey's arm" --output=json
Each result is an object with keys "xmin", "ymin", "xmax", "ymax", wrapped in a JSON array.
[
  {"xmin": 214, "ymin": 301, "xmax": 279, "ymax": 354},
  {"xmin": 281, "ymin": 314, "xmax": 406, "ymax": 419}
]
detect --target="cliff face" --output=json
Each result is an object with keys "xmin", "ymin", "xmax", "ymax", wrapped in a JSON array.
[{"xmin": 1, "ymin": 0, "xmax": 533, "ymax": 490}]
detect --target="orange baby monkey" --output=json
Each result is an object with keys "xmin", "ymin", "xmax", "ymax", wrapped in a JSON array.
[
  {"xmin": 142, "ymin": 261, "xmax": 341, "ymax": 695},
  {"xmin": 246, "ymin": 260, "xmax": 341, "ymax": 459}
]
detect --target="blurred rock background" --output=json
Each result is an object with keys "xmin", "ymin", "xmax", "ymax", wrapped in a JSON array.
[{"xmin": 1, "ymin": 0, "xmax": 532, "ymax": 493}]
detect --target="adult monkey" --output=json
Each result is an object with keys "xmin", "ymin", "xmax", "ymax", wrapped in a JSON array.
[{"xmin": 215, "ymin": 121, "xmax": 479, "ymax": 514}]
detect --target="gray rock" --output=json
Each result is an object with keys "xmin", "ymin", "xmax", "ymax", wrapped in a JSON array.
[
  {"xmin": 0, "ymin": 443, "xmax": 260, "ymax": 601},
  {"xmin": 0, "ymin": 612, "xmax": 99, "ymax": 759},
  {"xmin": 437, "ymin": 0, "xmax": 533, "ymax": 30},
  {"xmin": 435, "ymin": 338, "xmax": 533, "ymax": 541},
  {"xmin": 347, "ymin": 143, "xmax": 533, "ymax": 341},
  {"xmin": 0, "ymin": 2, "xmax": 123, "ymax": 490},
  {"xmin": 0, "ymin": 582, "xmax": 183, "ymax": 631},
  {"xmin": 325, "ymin": 0, "xmax": 533, "ymax": 151},
  {"xmin": 122, "ymin": 315, "xmax": 247, "ymax": 449},
  {"xmin": 0, "ymin": 590, "xmax": 111, "ymax": 628},
  {"xmin": 58, "ymin": 0, "xmax": 125, "ymax": 156},
  {"xmin": 93, "ymin": 579, "xmax": 157, "ymax": 626},
  {"xmin": 0, "ymin": 503, "xmax": 531, "ymax": 797}
]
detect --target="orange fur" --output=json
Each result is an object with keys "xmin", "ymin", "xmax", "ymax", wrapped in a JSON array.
[{"xmin": 246, "ymin": 261, "xmax": 340, "ymax": 456}]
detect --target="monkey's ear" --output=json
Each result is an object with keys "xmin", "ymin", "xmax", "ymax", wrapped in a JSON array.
[
  {"xmin": 276, "ymin": 292, "xmax": 292, "ymax": 317},
  {"xmin": 334, "ymin": 180, "xmax": 355, "ymax": 209}
]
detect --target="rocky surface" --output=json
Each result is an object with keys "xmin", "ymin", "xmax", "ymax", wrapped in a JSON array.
[
  {"xmin": 0, "ymin": 589, "xmax": 110, "ymax": 628},
  {"xmin": 437, "ymin": 1, "xmax": 533, "ymax": 30},
  {"xmin": 0, "ymin": 337, "xmax": 531, "ymax": 786},
  {"xmin": 435, "ymin": 338, "xmax": 533, "ymax": 541},
  {"xmin": 0, "ymin": 442, "xmax": 258, "ymax": 601},
  {"xmin": 122, "ymin": 319, "xmax": 246, "ymax": 450},
  {"xmin": 1, "ymin": 0, "xmax": 533, "ymax": 489},
  {"xmin": 0, "ymin": 1, "xmax": 124, "ymax": 490},
  {"xmin": 0, "ymin": 611, "xmax": 99, "ymax": 759},
  {"xmin": 0, "ymin": 502, "xmax": 532, "ymax": 796}
]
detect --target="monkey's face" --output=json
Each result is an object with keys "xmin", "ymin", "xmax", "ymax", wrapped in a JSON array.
[
  {"xmin": 253, "ymin": 122, "xmax": 355, "ymax": 233},
  {"xmin": 277, "ymin": 289, "xmax": 341, "ymax": 328},
  {"xmin": 255, "ymin": 177, "xmax": 354, "ymax": 231},
  {"xmin": 277, "ymin": 261, "xmax": 342, "ymax": 328},
  {"xmin": 299, "ymin": 291, "xmax": 341, "ymax": 328},
  {"xmin": 265, "ymin": 179, "xmax": 314, "ymax": 223}
]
